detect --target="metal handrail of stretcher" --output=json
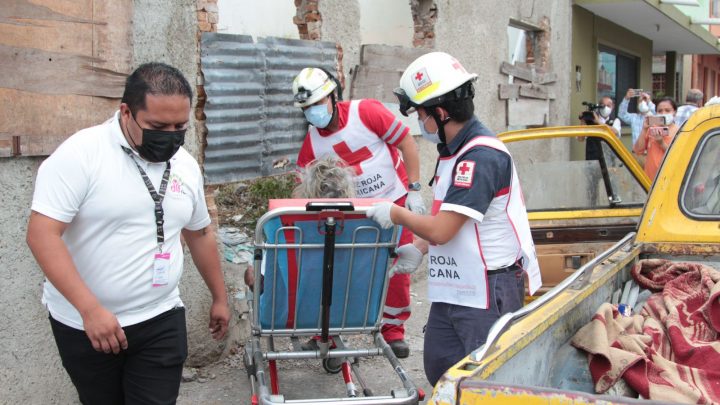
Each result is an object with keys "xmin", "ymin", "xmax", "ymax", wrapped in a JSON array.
[
  {"xmin": 248, "ymin": 202, "xmax": 422, "ymax": 404},
  {"xmin": 469, "ymin": 231, "xmax": 637, "ymax": 365},
  {"xmin": 252, "ymin": 205, "xmax": 398, "ymax": 341}
]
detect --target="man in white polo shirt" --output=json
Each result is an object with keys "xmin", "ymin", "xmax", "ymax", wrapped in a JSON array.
[{"xmin": 26, "ymin": 63, "xmax": 229, "ymax": 404}]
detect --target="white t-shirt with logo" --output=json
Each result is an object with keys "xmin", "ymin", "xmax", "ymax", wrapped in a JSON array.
[{"xmin": 32, "ymin": 112, "xmax": 211, "ymax": 329}]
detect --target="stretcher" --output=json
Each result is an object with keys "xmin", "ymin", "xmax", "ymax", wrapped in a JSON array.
[{"xmin": 244, "ymin": 199, "xmax": 424, "ymax": 404}]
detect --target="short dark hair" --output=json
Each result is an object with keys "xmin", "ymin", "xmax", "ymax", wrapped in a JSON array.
[
  {"xmin": 121, "ymin": 62, "xmax": 193, "ymax": 115},
  {"xmin": 437, "ymin": 97, "xmax": 475, "ymax": 122},
  {"xmin": 431, "ymin": 82, "xmax": 475, "ymax": 122},
  {"xmin": 656, "ymin": 96, "xmax": 677, "ymax": 112}
]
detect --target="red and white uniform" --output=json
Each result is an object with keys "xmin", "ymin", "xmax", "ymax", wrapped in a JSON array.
[
  {"xmin": 297, "ymin": 99, "xmax": 413, "ymax": 341},
  {"xmin": 297, "ymin": 100, "xmax": 409, "ymax": 201},
  {"xmin": 430, "ymin": 136, "xmax": 541, "ymax": 309}
]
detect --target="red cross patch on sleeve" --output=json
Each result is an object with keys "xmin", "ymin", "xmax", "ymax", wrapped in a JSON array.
[{"xmin": 453, "ymin": 160, "xmax": 475, "ymax": 188}]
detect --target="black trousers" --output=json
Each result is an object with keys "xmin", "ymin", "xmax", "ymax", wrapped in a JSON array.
[{"xmin": 50, "ymin": 307, "xmax": 188, "ymax": 405}]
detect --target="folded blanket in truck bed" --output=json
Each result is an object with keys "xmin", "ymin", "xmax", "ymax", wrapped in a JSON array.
[{"xmin": 571, "ymin": 259, "xmax": 720, "ymax": 403}]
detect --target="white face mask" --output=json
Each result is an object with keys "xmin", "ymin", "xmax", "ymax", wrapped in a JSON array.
[
  {"xmin": 600, "ymin": 106, "xmax": 612, "ymax": 118},
  {"xmin": 638, "ymin": 101, "xmax": 650, "ymax": 114},
  {"xmin": 418, "ymin": 115, "xmax": 441, "ymax": 144},
  {"xmin": 661, "ymin": 113, "xmax": 674, "ymax": 126}
]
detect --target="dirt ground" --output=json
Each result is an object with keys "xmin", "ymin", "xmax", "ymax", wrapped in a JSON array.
[{"xmin": 177, "ymin": 274, "xmax": 434, "ymax": 404}]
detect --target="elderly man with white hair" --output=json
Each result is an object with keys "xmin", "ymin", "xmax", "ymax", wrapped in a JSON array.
[{"xmin": 675, "ymin": 88, "xmax": 703, "ymax": 127}]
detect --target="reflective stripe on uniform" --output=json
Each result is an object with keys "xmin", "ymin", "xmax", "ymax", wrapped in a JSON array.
[
  {"xmin": 382, "ymin": 120, "xmax": 401, "ymax": 143},
  {"xmin": 383, "ymin": 305, "xmax": 412, "ymax": 316},
  {"xmin": 381, "ymin": 318, "xmax": 406, "ymax": 326}
]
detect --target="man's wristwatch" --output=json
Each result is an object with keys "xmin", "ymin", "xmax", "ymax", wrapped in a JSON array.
[{"xmin": 408, "ymin": 181, "xmax": 422, "ymax": 191}]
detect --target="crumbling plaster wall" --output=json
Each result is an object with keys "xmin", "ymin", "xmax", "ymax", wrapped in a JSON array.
[
  {"xmin": 433, "ymin": 0, "xmax": 572, "ymax": 163},
  {"xmin": 317, "ymin": 0, "xmax": 361, "ymax": 98},
  {"xmin": 0, "ymin": 1, "xmax": 224, "ymax": 402}
]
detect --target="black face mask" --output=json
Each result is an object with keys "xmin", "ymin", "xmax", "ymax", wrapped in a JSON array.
[{"xmin": 127, "ymin": 113, "xmax": 186, "ymax": 163}]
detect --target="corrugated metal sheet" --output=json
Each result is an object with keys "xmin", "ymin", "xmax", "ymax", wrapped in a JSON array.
[{"xmin": 201, "ymin": 33, "xmax": 337, "ymax": 184}]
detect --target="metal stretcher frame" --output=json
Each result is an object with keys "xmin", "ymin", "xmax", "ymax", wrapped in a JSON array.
[{"xmin": 245, "ymin": 199, "xmax": 423, "ymax": 405}]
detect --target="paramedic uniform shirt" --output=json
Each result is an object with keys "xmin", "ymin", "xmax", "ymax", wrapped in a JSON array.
[
  {"xmin": 297, "ymin": 99, "xmax": 410, "ymax": 201},
  {"xmin": 437, "ymin": 118, "xmax": 512, "ymax": 237}
]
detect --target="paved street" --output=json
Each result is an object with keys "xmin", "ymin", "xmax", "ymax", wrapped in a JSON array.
[{"xmin": 178, "ymin": 273, "xmax": 433, "ymax": 404}]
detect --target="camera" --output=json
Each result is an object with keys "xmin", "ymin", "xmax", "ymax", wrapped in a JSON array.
[
  {"xmin": 627, "ymin": 89, "xmax": 644, "ymax": 113},
  {"xmin": 579, "ymin": 101, "xmax": 601, "ymax": 125}
]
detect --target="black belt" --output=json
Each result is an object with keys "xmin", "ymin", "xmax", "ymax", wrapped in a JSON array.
[{"xmin": 486, "ymin": 263, "xmax": 522, "ymax": 276}]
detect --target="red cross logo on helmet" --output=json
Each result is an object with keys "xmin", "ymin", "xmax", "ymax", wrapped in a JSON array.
[{"xmin": 411, "ymin": 67, "xmax": 431, "ymax": 92}]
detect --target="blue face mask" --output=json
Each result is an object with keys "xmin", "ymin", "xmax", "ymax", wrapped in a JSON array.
[
  {"xmin": 418, "ymin": 115, "xmax": 441, "ymax": 144},
  {"xmin": 304, "ymin": 104, "xmax": 332, "ymax": 128}
]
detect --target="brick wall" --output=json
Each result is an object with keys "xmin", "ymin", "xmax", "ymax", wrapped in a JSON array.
[
  {"xmin": 294, "ymin": 0, "xmax": 322, "ymax": 40},
  {"xmin": 410, "ymin": 0, "xmax": 436, "ymax": 48},
  {"xmin": 197, "ymin": 0, "xmax": 219, "ymax": 226}
]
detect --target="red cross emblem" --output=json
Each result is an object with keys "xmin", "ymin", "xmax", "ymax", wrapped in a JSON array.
[
  {"xmin": 453, "ymin": 160, "xmax": 475, "ymax": 188},
  {"xmin": 412, "ymin": 68, "xmax": 431, "ymax": 91},
  {"xmin": 451, "ymin": 58, "xmax": 464, "ymax": 72},
  {"xmin": 332, "ymin": 141, "xmax": 372, "ymax": 175}
]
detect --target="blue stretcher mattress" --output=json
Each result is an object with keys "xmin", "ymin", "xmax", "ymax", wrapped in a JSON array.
[{"xmin": 259, "ymin": 216, "xmax": 396, "ymax": 330}]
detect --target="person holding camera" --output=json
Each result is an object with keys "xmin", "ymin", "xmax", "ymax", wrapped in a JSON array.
[
  {"xmin": 633, "ymin": 97, "xmax": 679, "ymax": 180},
  {"xmin": 578, "ymin": 96, "xmax": 622, "ymax": 205},
  {"xmin": 584, "ymin": 96, "xmax": 621, "ymax": 136},
  {"xmin": 619, "ymin": 88, "xmax": 655, "ymax": 145},
  {"xmin": 578, "ymin": 96, "xmax": 621, "ymax": 162}
]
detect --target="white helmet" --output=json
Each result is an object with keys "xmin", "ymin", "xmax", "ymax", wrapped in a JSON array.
[
  {"xmin": 395, "ymin": 52, "xmax": 477, "ymax": 116},
  {"xmin": 292, "ymin": 67, "xmax": 337, "ymax": 107}
]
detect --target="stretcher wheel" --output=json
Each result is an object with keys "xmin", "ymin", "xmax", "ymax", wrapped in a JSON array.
[
  {"xmin": 243, "ymin": 349, "xmax": 255, "ymax": 377},
  {"xmin": 322, "ymin": 357, "xmax": 343, "ymax": 374}
]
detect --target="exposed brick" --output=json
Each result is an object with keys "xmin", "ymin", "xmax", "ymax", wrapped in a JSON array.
[
  {"xmin": 197, "ymin": 11, "xmax": 208, "ymax": 23},
  {"xmin": 198, "ymin": 21, "xmax": 212, "ymax": 32},
  {"xmin": 410, "ymin": 0, "xmax": 436, "ymax": 48},
  {"xmin": 294, "ymin": 0, "xmax": 322, "ymax": 40},
  {"xmin": 208, "ymin": 12, "xmax": 218, "ymax": 24},
  {"xmin": 204, "ymin": 3, "xmax": 218, "ymax": 13},
  {"xmin": 205, "ymin": 186, "xmax": 219, "ymax": 229}
]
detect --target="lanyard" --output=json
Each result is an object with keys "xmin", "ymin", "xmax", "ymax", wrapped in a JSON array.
[{"xmin": 122, "ymin": 147, "xmax": 171, "ymax": 252}]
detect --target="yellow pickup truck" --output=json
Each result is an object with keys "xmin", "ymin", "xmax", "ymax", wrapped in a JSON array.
[{"xmin": 429, "ymin": 105, "xmax": 720, "ymax": 404}]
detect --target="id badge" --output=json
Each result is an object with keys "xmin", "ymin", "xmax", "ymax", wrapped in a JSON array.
[{"xmin": 152, "ymin": 252, "xmax": 171, "ymax": 287}]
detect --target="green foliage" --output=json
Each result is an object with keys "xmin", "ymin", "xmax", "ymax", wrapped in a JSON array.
[{"xmin": 216, "ymin": 174, "xmax": 296, "ymax": 234}]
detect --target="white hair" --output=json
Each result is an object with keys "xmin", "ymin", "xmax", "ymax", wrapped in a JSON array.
[{"xmin": 293, "ymin": 156, "xmax": 356, "ymax": 199}]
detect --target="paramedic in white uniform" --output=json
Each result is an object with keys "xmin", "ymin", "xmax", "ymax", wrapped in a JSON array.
[{"xmin": 367, "ymin": 52, "xmax": 541, "ymax": 385}]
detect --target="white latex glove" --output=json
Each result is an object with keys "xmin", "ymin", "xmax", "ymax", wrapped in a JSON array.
[
  {"xmin": 366, "ymin": 201, "xmax": 394, "ymax": 229},
  {"xmin": 405, "ymin": 190, "xmax": 426, "ymax": 214},
  {"xmin": 389, "ymin": 244, "xmax": 424, "ymax": 277}
]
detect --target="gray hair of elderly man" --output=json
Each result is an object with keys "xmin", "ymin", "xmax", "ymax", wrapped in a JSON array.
[
  {"xmin": 293, "ymin": 155, "xmax": 357, "ymax": 199},
  {"xmin": 687, "ymin": 88, "xmax": 704, "ymax": 104}
]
